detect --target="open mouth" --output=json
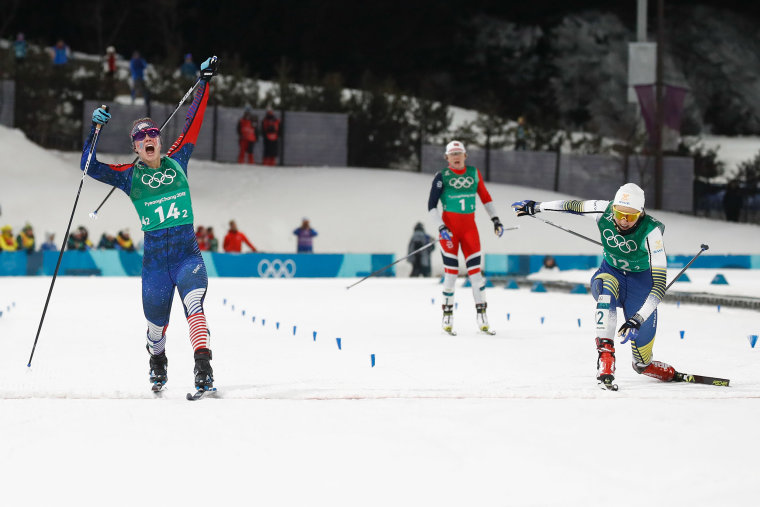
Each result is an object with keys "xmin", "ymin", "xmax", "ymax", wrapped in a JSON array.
[{"xmin": 145, "ymin": 145, "xmax": 156, "ymax": 155}]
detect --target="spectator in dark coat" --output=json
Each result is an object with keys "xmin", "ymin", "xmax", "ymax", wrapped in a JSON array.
[
  {"xmin": 130, "ymin": 51, "xmax": 151, "ymax": 109},
  {"xmin": 407, "ymin": 222, "xmax": 434, "ymax": 277},
  {"xmin": 723, "ymin": 180, "xmax": 743, "ymax": 222}
]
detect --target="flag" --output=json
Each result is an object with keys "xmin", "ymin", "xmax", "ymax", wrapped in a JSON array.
[{"xmin": 634, "ymin": 84, "xmax": 689, "ymax": 151}]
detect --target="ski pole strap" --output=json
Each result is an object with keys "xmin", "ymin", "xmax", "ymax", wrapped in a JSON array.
[
  {"xmin": 346, "ymin": 240, "xmax": 437, "ymax": 290},
  {"xmin": 530, "ymin": 215, "xmax": 602, "ymax": 247}
]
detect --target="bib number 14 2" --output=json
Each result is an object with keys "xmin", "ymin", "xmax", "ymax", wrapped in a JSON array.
[{"xmin": 142, "ymin": 202, "xmax": 188, "ymax": 226}]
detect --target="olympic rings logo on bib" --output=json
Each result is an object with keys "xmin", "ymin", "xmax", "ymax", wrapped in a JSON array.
[
  {"xmin": 142, "ymin": 168, "xmax": 177, "ymax": 189},
  {"xmin": 448, "ymin": 176, "xmax": 474, "ymax": 189},
  {"xmin": 258, "ymin": 259, "xmax": 296, "ymax": 278},
  {"xmin": 603, "ymin": 229, "xmax": 638, "ymax": 253}
]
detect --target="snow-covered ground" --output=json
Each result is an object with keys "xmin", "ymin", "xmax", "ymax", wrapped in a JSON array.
[
  {"xmin": 1, "ymin": 276, "xmax": 758, "ymax": 506},
  {"xmin": 2, "ymin": 124, "xmax": 760, "ymax": 506}
]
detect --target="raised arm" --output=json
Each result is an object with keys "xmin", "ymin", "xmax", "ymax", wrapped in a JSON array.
[{"xmin": 81, "ymin": 120, "xmax": 133, "ymax": 194}]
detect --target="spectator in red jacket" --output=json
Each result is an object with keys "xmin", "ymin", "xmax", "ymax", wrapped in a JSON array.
[
  {"xmin": 261, "ymin": 109, "xmax": 280, "ymax": 166},
  {"xmin": 223, "ymin": 220, "xmax": 257, "ymax": 253},
  {"xmin": 237, "ymin": 106, "xmax": 258, "ymax": 164}
]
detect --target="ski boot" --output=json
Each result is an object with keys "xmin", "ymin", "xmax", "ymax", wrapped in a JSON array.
[
  {"xmin": 596, "ymin": 338, "xmax": 617, "ymax": 390},
  {"xmin": 442, "ymin": 304, "xmax": 455, "ymax": 335},
  {"xmin": 148, "ymin": 349, "xmax": 168, "ymax": 389},
  {"xmin": 639, "ymin": 360, "xmax": 676, "ymax": 382},
  {"xmin": 475, "ymin": 303, "xmax": 495, "ymax": 334},
  {"xmin": 193, "ymin": 348, "xmax": 214, "ymax": 391}
]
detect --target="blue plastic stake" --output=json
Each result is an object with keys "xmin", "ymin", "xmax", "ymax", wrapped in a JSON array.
[
  {"xmin": 540, "ymin": 316, "xmax": 545, "ymax": 324},
  {"xmin": 717, "ymin": 305, "xmax": 721, "ymax": 313},
  {"xmin": 577, "ymin": 318, "xmax": 581, "ymax": 328},
  {"xmin": 748, "ymin": 335, "xmax": 758, "ymax": 348},
  {"xmin": 262, "ymin": 319, "xmax": 266, "ymax": 326},
  {"xmin": 506, "ymin": 313, "xmax": 510, "ymax": 321},
  {"xmin": 431, "ymin": 298, "xmax": 435, "ymax": 305},
  {"xmin": 276, "ymin": 322, "xmax": 280, "ymax": 330},
  {"xmin": 252, "ymin": 316, "xmax": 256, "ymax": 323},
  {"xmin": 371, "ymin": 354, "xmax": 375, "ymax": 367},
  {"xmin": 679, "ymin": 330, "xmax": 685, "ymax": 339},
  {"xmin": 677, "ymin": 301, "xmax": 680, "ymax": 308},
  {"xmin": 455, "ymin": 303, "xmax": 458, "ymax": 310},
  {"xmin": 242, "ymin": 310, "xmax": 246, "ymax": 317},
  {"xmin": 313, "ymin": 331, "xmax": 317, "ymax": 341},
  {"xmin": 336, "ymin": 338, "xmax": 342, "ymax": 350},
  {"xmin": 293, "ymin": 325, "xmax": 297, "ymax": 336},
  {"xmin": 231, "ymin": 305, "xmax": 235, "ymax": 311},
  {"xmin": 223, "ymin": 298, "xmax": 227, "ymax": 305}
]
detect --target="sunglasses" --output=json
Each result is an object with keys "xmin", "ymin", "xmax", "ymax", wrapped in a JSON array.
[
  {"xmin": 132, "ymin": 128, "xmax": 160, "ymax": 142},
  {"xmin": 612, "ymin": 206, "xmax": 641, "ymax": 222}
]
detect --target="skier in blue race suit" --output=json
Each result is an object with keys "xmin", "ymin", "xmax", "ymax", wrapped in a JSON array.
[{"xmin": 83, "ymin": 56, "xmax": 218, "ymax": 392}]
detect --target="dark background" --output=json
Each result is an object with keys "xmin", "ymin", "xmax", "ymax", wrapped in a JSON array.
[{"xmin": 4, "ymin": 0, "xmax": 759, "ymax": 102}]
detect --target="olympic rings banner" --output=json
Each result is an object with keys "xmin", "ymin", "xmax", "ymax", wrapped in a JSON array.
[{"xmin": 0, "ymin": 251, "xmax": 395, "ymax": 278}]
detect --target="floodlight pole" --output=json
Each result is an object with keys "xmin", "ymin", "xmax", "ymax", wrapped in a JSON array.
[{"xmin": 654, "ymin": 0, "xmax": 665, "ymax": 209}]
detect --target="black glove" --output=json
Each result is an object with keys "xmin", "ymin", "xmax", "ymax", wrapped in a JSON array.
[
  {"xmin": 200, "ymin": 56, "xmax": 218, "ymax": 82},
  {"xmin": 617, "ymin": 314, "xmax": 644, "ymax": 343},
  {"xmin": 511, "ymin": 200, "xmax": 539, "ymax": 217},
  {"xmin": 492, "ymin": 217, "xmax": 504, "ymax": 237},
  {"xmin": 438, "ymin": 225, "xmax": 452, "ymax": 241}
]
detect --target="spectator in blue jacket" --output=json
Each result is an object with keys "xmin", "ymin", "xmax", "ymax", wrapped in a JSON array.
[
  {"xmin": 293, "ymin": 218, "xmax": 317, "ymax": 253},
  {"xmin": 130, "ymin": 51, "xmax": 151, "ymax": 109},
  {"xmin": 50, "ymin": 39, "xmax": 70, "ymax": 65}
]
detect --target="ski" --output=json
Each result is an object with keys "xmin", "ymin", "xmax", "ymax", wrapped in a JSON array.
[
  {"xmin": 186, "ymin": 387, "xmax": 217, "ymax": 401},
  {"xmin": 675, "ymin": 372, "xmax": 730, "ymax": 387},
  {"xmin": 479, "ymin": 328, "xmax": 496, "ymax": 336},
  {"xmin": 598, "ymin": 380, "xmax": 619, "ymax": 391},
  {"xmin": 444, "ymin": 329, "xmax": 457, "ymax": 336},
  {"xmin": 151, "ymin": 383, "xmax": 166, "ymax": 394}
]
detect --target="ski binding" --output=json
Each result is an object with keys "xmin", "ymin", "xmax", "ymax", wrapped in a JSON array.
[{"xmin": 186, "ymin": 387, "xmax": 217, "ymax": 401}]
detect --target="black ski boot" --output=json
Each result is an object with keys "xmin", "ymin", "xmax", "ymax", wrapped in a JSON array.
[
  {"xmin": 149, "ymin": 350, "xmax": 168, "ymax": 387},
  {"xmin": 193, "ymin": 348, "xmax": 214, "ymax": 391}
]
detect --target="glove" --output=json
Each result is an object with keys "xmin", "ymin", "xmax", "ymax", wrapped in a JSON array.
[
  {"xmin": 200, "ymin": 56, "xmax": 218, "ymax": 82},
  {"xmin": 492, "ymin": 217, "xmax": 504, "ymax": 237},
  {"xmin": 92, "ymin": 107, "xmax": 111, "ymax": 126},
  {"xmin": 617, "ymin": 314, "xmax": 644, "ymax": 344},
  {"xmin": 438, "ymin": 225, "xmax": 452, "ymax": 241},
  {"xmin": 512, "ymin": 200, "xmax": 539, "ymax": 217}
]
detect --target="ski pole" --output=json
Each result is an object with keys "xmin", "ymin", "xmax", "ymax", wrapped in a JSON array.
[
  {"xmin": 529, "ymin": 214, "xmax": 602, "ymax": 246},
  {"xmin": 28, "ymin": 105, "xmax": 109, "ymax": 367},
  {"xmin": 89, "ymin": 75, "xmax": 205, "ymax": 219},
  {"xmin": 346, "ymin": 226, "xmax": 520, "ymax": 290},
  {"xmin": 665, "ymin": 243, "xmax": 708, "ymax": 291}
]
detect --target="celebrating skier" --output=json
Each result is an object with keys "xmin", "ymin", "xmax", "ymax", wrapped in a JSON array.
[
  {"xmin": 82, "ymin": 56, "xmax": 218, "ymax": 393},
  {"xmin": 512, "ymin": 183, "xmax": 681, "ymax": 389},
  {"xmin": 428, "ymin": 140, "xmax": 504, "ymax": 335}
]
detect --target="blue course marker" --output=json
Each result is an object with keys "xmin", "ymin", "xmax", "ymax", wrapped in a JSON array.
[
  {"xmin": 293, "ymin": 325, "xmax": 297, "ymax": 336},
  {"xmin": 262, "ymin": 318, "xmax": 266, "ymax": 326},
  {"xmin": 540, "ymin": 316, "xmax": 545, "ymax": 324},
  {"xmin": 506, "ymin": 313, "xmax": 510, "ymax": 321},
  {"xmin": 313, "ymin": 331, "xmax": 317, "ymax": 341},
  {"xmin": 276, "ymin": 322, "xmax": 280, "ymax": 330},
  {"xmin": 336, "ymin": 338, "xmax": 342, "ymax": 350},
  {"xmin": 577, "ymin": 318, "xmax": 581, "ymax": 328},
  {"xmin": 748, "ymin": 335, "xmax": 758, "ymax": 348},
  {"xmin": 242, "ymin": 310, "xmax": 246, "ymax": 317},
  {"xmin": 679, "ymin": 330, "xmax": 685, "ymax": 339},
  {"xmin": 371, "ymin": 354, "xmax": 375, "ymax": 367}
]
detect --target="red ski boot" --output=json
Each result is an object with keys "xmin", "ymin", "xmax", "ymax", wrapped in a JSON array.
[{"xmin": 596, "ymin": 338, "xmax": 617, "ymax": 390}]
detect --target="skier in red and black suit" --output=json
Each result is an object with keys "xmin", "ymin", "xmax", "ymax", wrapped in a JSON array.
[{"xmin": 427, "ymin": 140, "xmax": 504, "ymax": 335}]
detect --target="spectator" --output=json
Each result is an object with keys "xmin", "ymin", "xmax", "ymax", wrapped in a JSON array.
[
  {"xmin": 104, "ymin": 46, "xmax": 117, "ymax": 78},
  {"xmin": 16, "ymin": 223, "xmax": 35, "ymax": 253},
  {"xmin": 514, "ymin": 116, "xmax": 527, "ymax": 151},
  {"xmin": 261, "ymin": 109, "xmax": 280, "ymax": 166},
  {"xmin": 130, "ymin": 51, "xmax": 151, "ymax": 110},
  {"xmin": 116, "ymin": 229, "xmax": 136, "ymax": 252},
  {"xmin": 50, "ymin": 39, "xmax": 70, "ymax": 65},
  {"xmin": 723, "ymin": 180, "xmax": 743, "ymax": 222},
  {"xmin": 13, "ymin": 33, "xmax": 28, "ymax": 64},
  {"xmin": 293, "ymin": 218, "xmax": 317, "ymax": 253},
  {"xmin": 0, "ymin": 225, "xmax": 18, "ymax": 251},
  {"xmin": 223, "ymin": 220, "xmax": 257, "ymax": 253},
  {"xmin": 206, "ymin": 227, "xmax": 219, "ymax": 252},
  {"xmin": 407, "ymin": 222, "xmax": 434, "ymax": 277},
  {"xmin": 195, "ymin": 225, "xmax": 208, "ymax": 251},
  {"xmin": 541, "ymin": 255, "xmax": 559, "ymax": 272},
  {"xmin": 237, "ymin": 106, "xmax": 258, "ymax": 164},
  {"xmin": 67, "ymin": 226, "xmax": 93, "ymax": 251},
  {"xmin": 41, "ymin": 232, "xmax": 58, "ymax": 251},
  {"xmin": 98, "ymin": 232, "xmax": 118, "ymax": 249},
  {"xmin": 180, "ymin": 53, "xmax": 198, "ymax": 80}
]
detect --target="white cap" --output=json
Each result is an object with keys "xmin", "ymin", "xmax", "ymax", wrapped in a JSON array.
[
  {"xmin": 445, "ymin": 140, "xmax": 466, "ymax": 155},
  {"xmin": 613, "ymin": 183, "xmax": 645, "ymax": 212}
]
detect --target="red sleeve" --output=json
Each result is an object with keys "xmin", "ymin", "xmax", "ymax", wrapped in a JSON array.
[
  {"xmin": 167, "ymin": 82, "xmax": 210, "ymax": 157},
  {"xmin": 242, "ymin": 234, "xmax": 256, "ymax": 252},
  {"xmin": 476, "ymin": 169, "xmax": 493, "ymax": 205}
]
